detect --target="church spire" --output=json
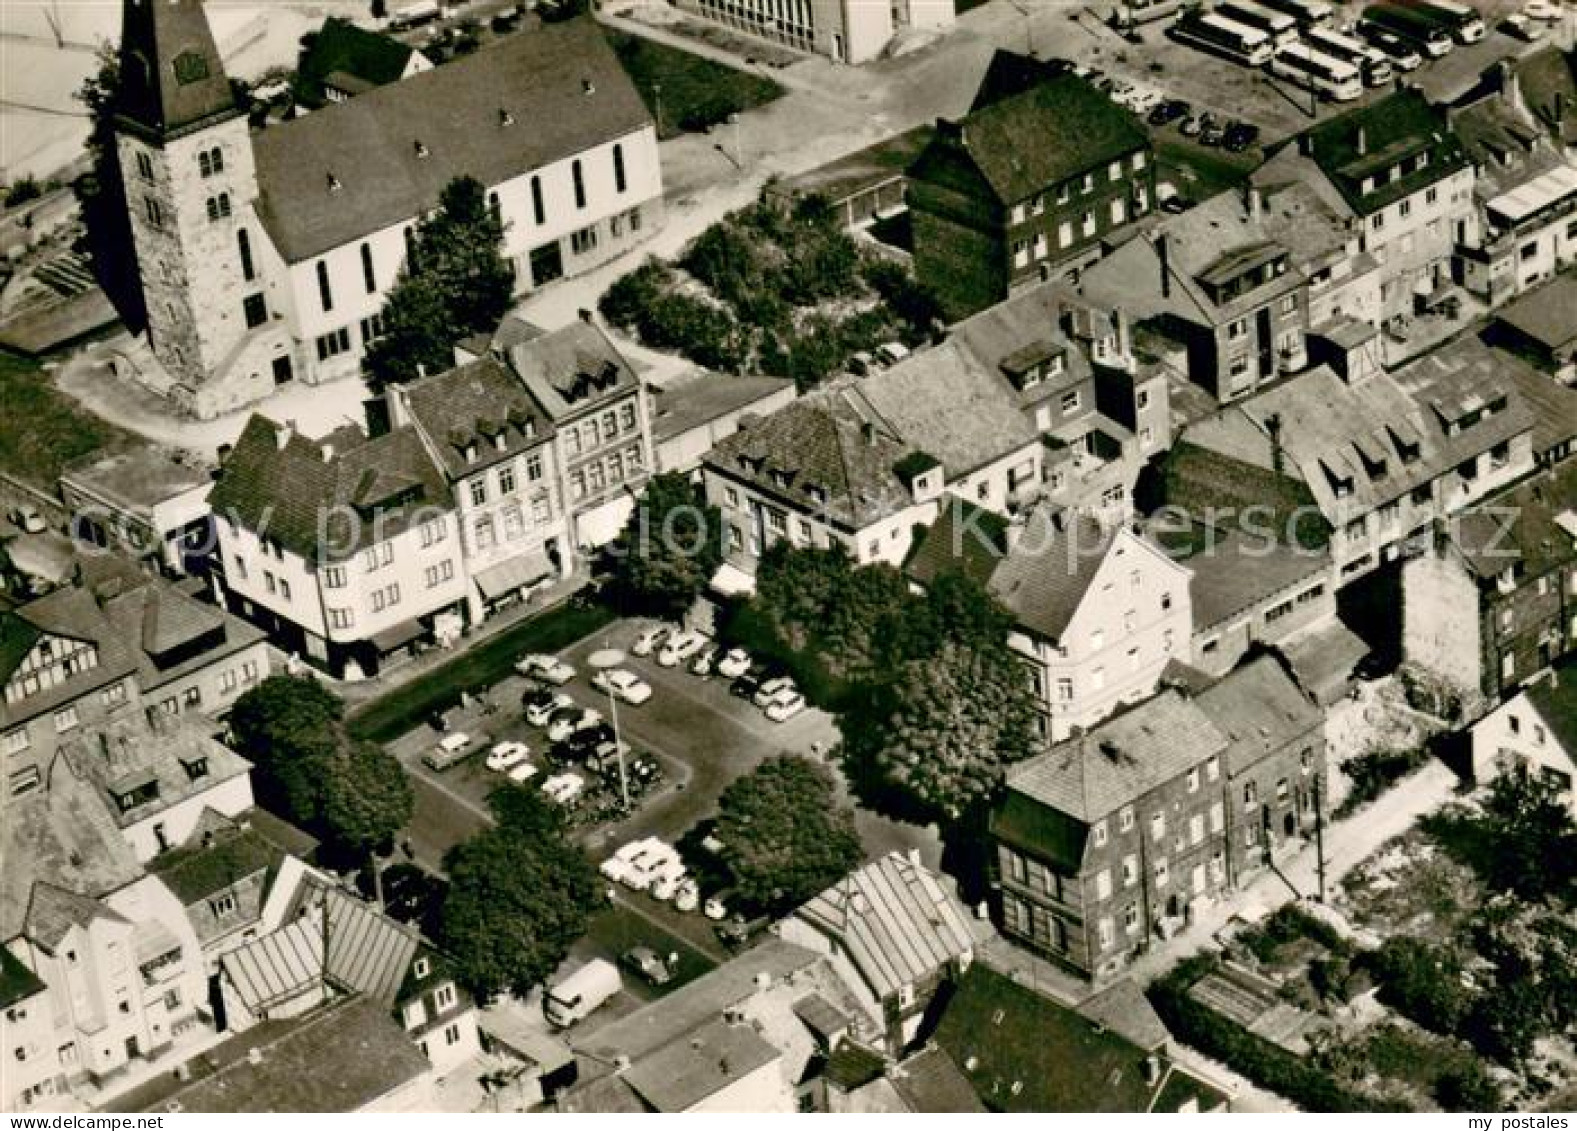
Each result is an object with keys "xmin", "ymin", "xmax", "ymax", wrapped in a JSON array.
[{"xmin": 116, "ymin": 0, "xmax": 239, "ymax": 140}]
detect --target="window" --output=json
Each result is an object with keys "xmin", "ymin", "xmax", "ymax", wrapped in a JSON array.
[
  {"xmin": 324, "ymin": 565, "xmax": 347, "ymax": 589},
  {"xmin": 237, "ymin": 228, "xmax": 255, "ymax": 281},
  {"xmin": 1055, "ymin": 677, "xmax": 1073, "ymax": 701},
  {"xmin": 1058, "ymin": 220, "xmax": 1073, "ymax": 248},
  {"xmin": 316, "ymin": 260, "xmax": 334, "ymax": 312},
  {"xmin": 1154, "ymin": 858, "xmax": 1170, "ymax": 888},
  {"xmin": 425, "ymin": 560, "xmax": 455, "ymax": 587},
  {"xmin": 435, "ymin": 983, "xmax": 456, "ymax": 1010},
  {"xmin": 572, "ymin": 159, "xmax": 586, "ymax": 209},
  {"xmin": 444, "ymin": 1023, "xmax": 462, "ymax": 1046},
  {"xmin": 144, "ymin": 197, "xmax": 163, "ymax": 228},
  {"xmin": 1150, "ymin": 811, "xmax": 1165, "ymax": 842},
  {"xmin": 1061, "ymin": 390, "xmax": 1081, "ymax": 413},
  {"xmin": 360, "ymin": 314, "xmax": 385, "ymax": 344},
  {"xmin": 531, "ymin": 176, "xmax": 545, "ymax": 224},
  {"xmin": 328, "ymin": 608, "xmax": 353, "ymax": 629},
  {"xmin": 1189, "ymin": 813, "xmax": 1204, "ymax": 845},
  {"xmin": 10, "ymin": 765, "xmax": 41, "ymax": 797},
  {"xmin": 1206, "ymin": 755, "xmax": 1219, "ymax": 782},
  {"xmin": 1094, "ymin": 868, "xmax": 1112, "ymax": 900},
  {"xmin": 360, "ymin": 242, "xmax": 376, "ymax": 293},
  {"xmin": 498, "ymin": 464, "xmax": 516, "ymax": 495},
  {"xmin": 208, "ymin": 893, "xmax": 237, "ymax": 918},
  {"xmin": 2, "ymin": 728, "xmax": 29, "ymax": 756},
  {"xmin": 1209, "ymin": 801, "xmax": 1224, "ymax": 834},
  {"xmin": 198, "ymin": 146, "xmax": 224, "ymax": 177},
  {"xmin": 613, "ymin": 143, "xmax": 626, "ymax": 193},
  {"xmin": 1109, "ymin": 160, "xmax": 1122, "ymax": 182},
  {"xmin": 243, "ymin": 292, "xmax": 267, "ymax": 328},
  {"xmin": 54, "ymin": 706, "xmax": 79, "ymax": 733},
  {"xmin": 315, "ymin": 327, "xmax": 351, "ymax": 361},
  {"xmin": 571, "ymin": 226, "xmax": 599, "ymax": 255},
  {"xmin": 469, "ymin": 479, "xmax": 487, "ymax": 507},
  {"xmin": 1092, "ymin": 820, "xmax": 1108, "ymax": 847},
  {"xmin": 1243, "ymin": 780, "xmax": 1258, "ymax": 809},
  {"xmin": 278, "ymin": 578, "xmax": 291, "ymax": 601},
  {"xmin": 1118, "ymin": 805, "xmax": 1134, "ymax": 832},
  {"xmin": 205, "ymin": 193, "xmax": 231, "ymax": 222},
  {"xmin": 1097, "ymin": 917, "xmax": 1114, "ymax": 949},
  {"xmin": 136, "ymin": 151, "xmax": 155, "ymax": 181},
  {"xmin": 1124, "ymin": 902, "xmax": 1140, "ymax": 934},
  {"xmin": 101, "ymin": 680, "xmax": 127, "ymax": 708},
  {"xmin": 1186, "ymin": 767, "xmax": 1199, "ymax": 794}
]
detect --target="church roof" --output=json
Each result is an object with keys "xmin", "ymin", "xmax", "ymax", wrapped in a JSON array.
[{"xmin": 115, "ymin": 0, "xmax": 241, "ymax": 141}]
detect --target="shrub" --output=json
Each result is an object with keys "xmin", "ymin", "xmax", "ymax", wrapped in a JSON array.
[
  {"xmin": 1435, "ymin": 1063, "xmax": 1503, "ymax": 1112},
  {"xmin": 1335, "ymin": 747, "xmax": 1430, "ymax": 818},
  {"xmin": 1364, "ymin": 937, "xmax": 1472, "ymax": 1036},
  {"xmin": 4, "ymin": 176, "xmax": 43, "ymax": 209}
]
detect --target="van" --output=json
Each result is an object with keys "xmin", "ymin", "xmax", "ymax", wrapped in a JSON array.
[
  {"xmin": 423, "ymin": 731, "xmax": 474, "ymax": 771},
  {"xmin": 544, "ymin": 958, "xmax": 622, "ymax": 1027}
]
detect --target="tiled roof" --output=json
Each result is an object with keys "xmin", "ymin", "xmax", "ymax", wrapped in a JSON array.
[
  {"xmin": 935, "ymin": 965, "xmax": 1228, "ymax": 1113},
  {"xmin": 0, "ymin": 586, "xmax": 141, "ymax": 729},
  {"xmin": 151, "ymin": 827, "xmax": 283, "ymax": 906},
  {"xmin": 910, "ymin": 71, "xmax": 1148, "ymax": 205},
  {"xmin": 792, "ymin": 851, "xmax": 976, "ymax": 1001},
  {"xmin": 706, "ymin": 395, "xmax": 917, "ymax": 531},
  {"xmin": 1516, "ymin": 46, "xmax": 1577, "ymax": 143},
  {"xmin": 1183, "ymin": 528, "xmax": 1330, "ymax": 632},
  {"xmin": 1077, "ymin": 978, "xmax": 1170, "ymax": 1052},
  {"xmin": 985, "ymin": 510, "xmax": 1118, "ymax": 644},
  {"xmin": 62, "ymin": 716, "xmax": 252, "ymax": 832},
  {"xmin": 1194, "ymin": 655, "xmax": 1321, "ymax": 777},
  {"xmin": 24, "ymin": 882, "xmax": 128, "ymax": 949},
  {"xmin": 208, "ymin": 415, "xmax": 453, "ymax": 562},
  {"xmin": 649, "ymin": 370, "xmax": 795, "ymax": 448},
  {"xmin": 253, "ymin": 17, "xmax": 650, "ymax": 263},
  {"xmin": 100, "ymin": 580, "xmax": 267, "ymax": 694},
  {"xmin": 401, "ymin": 355, "xmax": 555, "ymax": 480},
  {"xmin": 949, "ymin": 283, "xmax": 1092, "ymax": 411},
  {"xmin": 1006, "ymin": 691, "xmax": 1229, "ymax": 824},
  {"xmin": 0, "ymin": 945, "xmax": 45, "ymax": 1009},
  {"xmin": 115, "ymin": 0, "xmax": 241, "ymax": 140},
  {"xmin": 844, "ymin": 342, "xmax": 1038, "ymax": 479},
  {"xmin": 1297, "ymin": 89, "xmax": 1470, "ymax": 215},
  {"xmin": 504, "ymin": 319, "xmax": 641, "ymax": 422},
  {"xmin": 1448, "ymin": 460, "xmax": 1577, "ymax": 580},
  {"xmin": 299, "ymin": 18, "xmax": 420, "ymax": 102},
  {"xmin": 1525, "ymin": 664, "xmax": 1577, "ymax": 762},
  {"xmin": 888, "ymin": 1045, "xmax": 988, "ymax": 1113},
  {"xmin": 621, "ymin": 1015, "xmax": 781, "ymax": 1112},
  {"xmin": 905, "ymin": 496, "xmax": 1011, "ymax": 590}
]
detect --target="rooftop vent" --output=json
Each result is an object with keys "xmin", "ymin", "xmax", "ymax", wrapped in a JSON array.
[{"xmin": 326, "ymin": 174, "xmax": 342, "ymax": 193}]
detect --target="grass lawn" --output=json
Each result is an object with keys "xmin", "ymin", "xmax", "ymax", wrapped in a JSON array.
[
  {"xmin": 0, "ymin": 350, "xmax": 141, "ymax": 489},
  {"xmin": 347, "ymin": 600, "xmax": 615, "ymax": 745},
  {"xmin": 603, "ymin": 29, "xmax": 785, "ymax": 140}
]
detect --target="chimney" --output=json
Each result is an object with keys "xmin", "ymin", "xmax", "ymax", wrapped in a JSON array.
[
  {"xmin": 579, "ymin": 307, "xmax": 594, "ymax": 323},
  {"xmin": 414, "ymin": 139, "xmax": 430, "ymax": 159},
  {"xmin": 1245, "ymin": 182, "xmax": 1262, "ymax": 222},
  {"xmin": 320, "ymin": 442, "xmax": 335, "ymax": 462},
  {"xmin": 1297, "ymin": 131, "xmax": 1314, "ymax": 157},
  {"xmin": 861, "ymin": 421, "xmax": 877, "ymax": 445},
  {"xmin": 1155, "ymin": 234, "xmax": 1171, "ymax": 299},
  {"xmin": 1004, "ymin": 514, "xmax": 1026, "ymax": 552},
  {"xmin": 326, "ymin": 173, "xmax": 342, "ymax": 193},
  {"xmin": 275, "ymin": 420, "xmax": 294, "ymax": 450},
  {"xmin": 907, "ymin": 846, "xmax": 922, "ymax": 867},
  {"xmin": 247, "ymin": 1047, "xmax": 263, "ymax": 1067},
  {"xmin": 1356, "ymin": 125, "xmax": 1368, "ymax": 156},
  {"xmin": 386, "ymin": 385, "xmax": 411, "ymax": 431},
  {"xmin": 1115, "ymin": 307, "xmax": 1133, "ymax": 363},
  {"xmin": 581, "ymin": 78, "xmax": 595, "ymax": 96},
  {"xmin": 1143, "ymin": 1055, "xmax": 1161, "ymax": 1086},
  {"xmin": 499, "ymin": 107, "xmax": 514, "ymax": 127}
]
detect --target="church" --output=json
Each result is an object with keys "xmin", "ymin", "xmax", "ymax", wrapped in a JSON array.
[{"xmin": 113, "ymin": 0, "xmax": 664, "ymax": 418}]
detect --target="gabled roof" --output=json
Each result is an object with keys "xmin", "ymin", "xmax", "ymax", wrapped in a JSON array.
[
  {"xmin": 1183, "ymin": 527, "xmax": 1331, "ymax": 633},
  {"xmin": 0, "ymin": 586, "xmax": 141, "ymax": 729},
  {"xmin": 905, "ymin": 496, "xmax": 1010, "ymax": 591},
  {"xmin": 1295, "ymin": 89, "xmax": 1469, "ymax": 215},
  {"xmin": 621, "ymin": 1015, "xmax": 781, "ymax": 1112},
  {"xmin": 504, "ymin": 319, "xmax": 641, "ymax": 421},
  {"xmin": 934, "ymin": 965, "xmax": 1228, "ymax": 1113},
  {"xmin": 298, "ymin": 18, "xmax": 422, "ymax": 103},
  {"xmin": 1446, "ymin": 460, "xmax": 1577, "ymax": 581},
  {"xmin": 401, "ymin": 355, "xmax": 555, "ymax": 480},
  {"xmin": 253, "ymin": 17, "xmax": 650, "ymax": 263},
  {"xmin": 0, "ymin": 946, "xmax": 46, "ymax": 1009},
  {"xmin": 1493, "ymin": 273, "xmax": 1577, "ymax": 351},
  {"xmin": 909, "ymin": 71, "xmax": 1148, "ymax": 206},
  {"xmin": 1516, "ymin": 46, "xmax": 1577, "ymax": 145},
  {"xmin": 151, "ymin": 826, "xmax": 283, "ymax": 906},
  {"xmin": 1194, "ymin": 655, "xmax": 1320, "ymax": 777},
  {"xmin": 949, "ymin": 283, "xmax": 1094, "ymax": 411},
  {"xmin": 792, "ymin": 851, "xmax": 975, "ymax": 1001},
  {"xmin": 1524, "ymin": 666, "xmax": 1577, "ymax": 760},
  {"xmin": 208, "ymin": 415, "xmax": 453, "ymax": 561},
  {"xmin": 649, "ymin": 370, "xmax": 796, "ymax": 448},
  {"xmin": 115, "ymin": 0, "xmax": 241, "ymax": 141},
  {"xmin": 61, "ymin": 716, "xmax": 251, "ymax": 831},
  {"xmin": 25, "ymin": 882, "xmax": 129, "ymax": 949}
]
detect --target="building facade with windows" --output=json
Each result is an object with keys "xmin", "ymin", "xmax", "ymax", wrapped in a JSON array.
[
  {"xmin": 1469, "ymin": 670, "xmax": 1577, "ymax": 815},
  {"xmin": 114, "ymin": 1, "xmax": 662, "ymax": 418},
  {"xmin": 674, "ymin": 0, "xmax": 953, "ymax": 64},
  {"xmin": 208, "ymin": 415, "xmax": 468, "ymax": 680},
  {"xmin": 990, "ymin": 657, "xmax": 1323, "ymax": 981},
  {"xmin": 908, "ymin": 61, "xmax": 1155, "ymax": 320}
]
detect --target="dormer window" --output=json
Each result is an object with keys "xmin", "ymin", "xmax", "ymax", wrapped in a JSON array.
[
  {"xmin": 806, "ymin": 484, "xmax": 827, "ymax": 505},
  {"xmin": 179, "ymin": 756, "xmax": 209, "ymax": 782},
  {"xmin": 414, "ymin": 140, "xmax": 430, "ymax": 159},
  {"xmin": 499, "ymin": 108, "xmax": 514, "ymax": 127},
  {"xmin": 112, "ymin": 779, "xmax": 160, "ymax": 813},
  {"xmin": 327, "ymin": 173, "xmax": 342, "ymax": 193}
]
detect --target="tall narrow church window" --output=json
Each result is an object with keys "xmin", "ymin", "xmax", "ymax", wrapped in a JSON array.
[
  {"xmin": 237, "ymin": 229, "xmax": 255, "ymax": 282},
  {"xmin": 317, "ymin": 261, "xmax": 334, "ymax": 312},
  {"xmin": 135, "ymin": 152, "xmax": 154, "ymax": 182},
  {"xmin": 530, "ymin": 177, "xmax": 545, "ymax": 225},
  {"xmin": 572, "ymin": 160, "xmax": 586, "ymax": 209},
  {"xmin": 613, "ymin": 144, "xmax": 626, "ymax": 194},
  {"xmin": 360, "ymin": 243, "xmax": 376, "ymax": 294}
]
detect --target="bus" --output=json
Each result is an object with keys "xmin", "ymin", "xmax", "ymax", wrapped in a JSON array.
[
  {"xmin": 1257, "ymin": 0, "xmax": 1335, "ymax": 27},
  {"xmin": 1169, "ymin": 9, "xmax": 1278, "ymax": 64},
  {"xmin": 1305, "ymin": 25, "xmax": 1394, "ymax": 85},
  {"xmin": 1361, "ymin": 3, "xmax": 1453, "ymax": 56},
  {"xmin": 1214, "ymin": 0, "xmax": 1300, "ymax": 46},
  {"xmin": 1409, "ymin": 0, "xmax": 1486, "ymax": 43},
  {"xmin": 1269, "ymin": 41, "xmax": 1365, "ymax": 100}
]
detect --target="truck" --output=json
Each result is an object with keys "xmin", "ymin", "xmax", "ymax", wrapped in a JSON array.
[{"xmin": 543, "ymin": 958, "xmax": 622, "ymax": 1028}]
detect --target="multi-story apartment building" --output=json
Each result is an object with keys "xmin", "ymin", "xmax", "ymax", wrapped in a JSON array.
[
  {"xmin": 113, "ymin": 1, "xmax": 662, "ymax": 417},
  {"xmin": 1256, "ymin": 89, "xmax": 1475, "ymax": 321},
  {"xmin": 675, "ymin": 0, "xmax": 953, "ymax": 64},
  {"xmin": 990, "ymin": 656, "xmax": 1323, "ymax": 981},
  {"xmin": 907, "ymin": 499, "xmax": 1192, "ymax": 742},
  {"xmin": 1403, "ymin": 461, "xmax": 1577, "ymax": 714},
  {"xmin": 908, "ymin": 60, "xmax": 1154, "ymax": 319},
  {"xmin": 393, "ymin": 355, "xmax": 569, "ymax": 623},
  {"xmin": 1081, "ymin": 181, "xmax": 1380, "ymax": 402},
  {"xmin": 1170, "ymin": 337, "xmax": 1536, "ymax": 583},
  {"xmin": 208, "ymin": 415, "xmax": 467, "ymax": 679}
]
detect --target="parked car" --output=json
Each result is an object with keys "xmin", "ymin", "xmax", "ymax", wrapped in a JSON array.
[
  {"xmin": 621, "ymin": 946, "xmax": 675, "ymax": 987},
  {"xmin": 1148, "ymin": 98, "xmax": 1189, "ymax": 125},
  {"xmin": 717, "ymin": 647, "xmax": 752, "ymax": 679},
  {"xmin": 691, "ymin": 644, "xmax": 726, "ymax": 678},
  {"xmin": 704, "ymin": 891, "xmax": 733, "ymax": 921},
  {"xmin": 547, "ymin": 706, "xmax": 601, "ymax": 743},
  {"xmin": 717, "ymin": 914, "xmax": 771, "ymax": 949},
  {"xmin": 593, "ymin": 667, "xmax": 653, "ymax": 705},
  {"xmin": 540, "ymin": 771, "xmax": 586, "ymax": 806},
  {"xmin": 9, "ymin": 506, "xmax": 46, "ymax": 534},
  {"xmin": 486, "ymin": 740, "xmax": 531, "ymax": 773},
  {"xmin": 875, "ymin": 341, "xmax": 911, "ymax": 366},
  {"xmin": 752, "ymin": 675, "xmax": 796, "ymax": 708},
  {"xmin": 526, "ymin": 691, "xmax": 575, "ymax": 728},
  {"xmin": 657, "ymin": 630, "xmax": 707, "ymax": 668},
  {"xmin": 1199, "ymin": 120, "xmax": 1226, "ymax": 147},
  {"xmin": 1524, "ymin": 0, "xmax": 1559, "ymax": 20},
  {"xmin": 516, "ymin": 653, "xmax": 575, "ymax": 685},
  {"xmin": 631, "ymin": 624, "xmax": 668, "ymax": 657},
  {"xmin": 1502, "ymin": 11, "xmax": 1544, "ymax": 38},
  {"xmin": 674, "ymin": 878, "xmax": 701, "ymax": 913},
  {"xmin": 848, "ymin": 350, "xmax": 877, "ymax": 376},
  {"xmin": 763, "ymin": 689, "xmax": 807, "ymax": 723},
  {"xmin": 1223, "ymin": 121, "xmax": 1260, "ymax": 153},
  {"xmin": 507, "ymin": 760, "xmax": 539, "ymax": 785},
  {"xmin": 544, "ymin": 958, "xmax": 621, "ymax": 1027},
  {"xmin": 423, "ymin": 731, "xmax": 474, "ymax": 771},
  {"xmin": 731, "ymin": 665, "xmax": 770, "ymax": 700},
  {"xmin": 1179, "ymin": 112, "xmax": 1206, "ymax": 138}
]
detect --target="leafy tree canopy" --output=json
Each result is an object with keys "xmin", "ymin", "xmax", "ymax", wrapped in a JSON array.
[
  {"xmin": 608, "ymin": 472, "xmax": 722, "ymax": 620},
  {"xmin": 318, "ymin": 740, "xmax": 414, "ymax": 857},
  {"xmin": 715, "ymin": 756, "xmax": 862, "ymax": 914},
  {"xmin": 230, "ymin": 674, "xmax": 345, "ymax": 823}
]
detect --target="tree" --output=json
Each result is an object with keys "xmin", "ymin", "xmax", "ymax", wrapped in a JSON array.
[
  {"xmin": 365, "ymin": 175, "xmax": 512, "ymax": 390},
  {"xmin": 440, "ymin": 786, "xmax": 601, "ymax": 1000},
  {"xmin": 229, "ymin": 674, "xmax": 345, "ymax": 824},
  {"xmin": 714, "ymin": 756, "xmax": 862, "ymax": 914},
  {"xmin": 608, "ymin": 472, "xmax": 723, "ymax": 620},
  {"xmin": 319, "ymin": 740, "xmax": 415, "ymax": 862},
  {"xmin": 1434, "ymin": 1063, "xmax": 1502, "ymax": 1112},
  {"xmin": 1365, "ymin": 937, "xmax": 1471, "ymax": 1036},
  {"xmin": 73, "ymin": 45, "xmax": 145, "ymax": 327},
  {"xmin": 1476, "ymin": 763, "xmax": 1577, "ymax": 904}
]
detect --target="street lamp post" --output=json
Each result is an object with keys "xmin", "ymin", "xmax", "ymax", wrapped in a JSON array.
[{"xmin": 587, "ymin": 648, "xmax": 631, "ymax": 812}]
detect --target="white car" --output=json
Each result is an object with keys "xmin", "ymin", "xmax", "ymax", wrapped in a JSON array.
[
  {"xmin": 674, "ymin": 878, "xmax": 701, "ymax": 913},
  {"xmin": 763, "ymin": 689, "xmax": 806, "ymax": 723},
  {"xmin": 1503, "ymin": 12, "xmax": 1545, "ymax": 38},
  {"xmin": 1524, "ymin": 0, "xmax": 1559, "ymax": 19},
  {"xmin": 507, "ymin": 760, "xmax": 539, "ymax": 785},
  {"xmin": 631, "ymin": 625, "xmax": 668, "ymax": 657},
  {"xmin": 546, "ymin": 707, "xmax": 601, "ymax": 744},
  {"xmin": 650, "ymin": 869, "xmax": 685, "ymax": 902},
  {"xmin": 525, "ymin": 691, "xmax": 575, "ymax": 728},
  {"xmin": 753, "ymin": 675, "xmax": 796, "ymax": 708},
  {"xmin": 599, "ymin": 855, "xmax": 634, "ymax": 885},
  {"xmin": 657, "ymin": 630, "xmax": 707, "ymax": 668},
  {"xmin": 486, "ymin": 741, "xmax": 531, "ymax": 773},
  {"xmin": 592, "ymin": 668, "xmax": 653, "ymax": 705},
  {"xmin": 704, "ymin": 895, "xmax": 729, "ymax": 922},
  {"xmin": 540, "ymin": 772, "xmax": 586, "ymax": 805},
  {"xmin": 515, "ymin": 653, "xmax": 575, "ymax": 685},
  {"xmin": 717, "ymin": 647, "xmax": 751, "ymax": 679}
]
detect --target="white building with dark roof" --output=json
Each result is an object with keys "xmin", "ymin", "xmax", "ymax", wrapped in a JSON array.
[{"xmin": 113, "ymin": 0, "xmax": 662, "ymax": 418}]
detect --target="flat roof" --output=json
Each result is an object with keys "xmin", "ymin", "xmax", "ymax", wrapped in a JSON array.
[
  {"xmin": 61, "ymin": 447, "xmax": 213, "ymax": 513},
  {"xmin": 1486, "ymin": 164, "xmax": 1577, "ymax": 225}
]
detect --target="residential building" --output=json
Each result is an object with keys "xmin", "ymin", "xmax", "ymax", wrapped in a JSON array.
[
  {"xmin": 932, "ymin": 964, "xmax": 1230, "ymax": 1112},
  {"xmin": 391, "ymin": 356, "xmax": 569, "ymax": 622},
  {"xmin": 990, "ymin": 657, "xmax": 1323, "ymax": 981},
  {"xmin": 1484, "ymin": 272, "xmax": 1577, "ymax": 381},
  {"xmin": 59, "ymin": 448, "xmax": 215, "ymax": 577},
  {"xmin": 1403, "ymin": 461, "xmax": 1577, "ymax": 711},
  {"xmin": 1469, "ymin": 666, "xmax": 1577, "ymax": 813},
  {"xmin": 1255, "ymin": 89, "xmax": 1475, "ymax": 320},
  {"xmin": 907, "ymin": 499, "xmax": 1192, "ymax": 742},
  {"xmin": 208, "ymin": 415, "xmax": 466, "ymax": 679},
  {"xmin": 649, "ymin": 370, "xmax": 798, "ymax": 475},
  {"xmin": 766, "ymin": 125, "xmax": 934, "ymax": 232},
  {"xmin": 1080, "ymin": 181, "xmax": 1379, "ymax": 402},
  {"xmin": 295, "ymin": 17, "xmax": 433, "ymax": 107},
  {"xmin": 1, "ymin": 948, "xmax": 59, "ymax": 1110},
  {"xmin": 148, "ymin": 815, "xmax": 294, "ymax": 964},
  {"xmin": 778, "ymin": 851, "xmax": 977, "ymax": 1054},
  {"xmin": 673, "ymin": 0, "xmax": 953, "ymax": 65},
  {"xmin": 113, "ymin": 2, "xmax": 661, "ymax": 417},
  {"xmin": 908, "ymin": 59, "xmax": 1154, "ymax": 319},
  {"xmin": 1168, "ymin": 340, "xmax": 1536, "ymax": 582},
  {"xmin": 1514, "ymin": 45, "xmax": 1577, "ymax": 160}
]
